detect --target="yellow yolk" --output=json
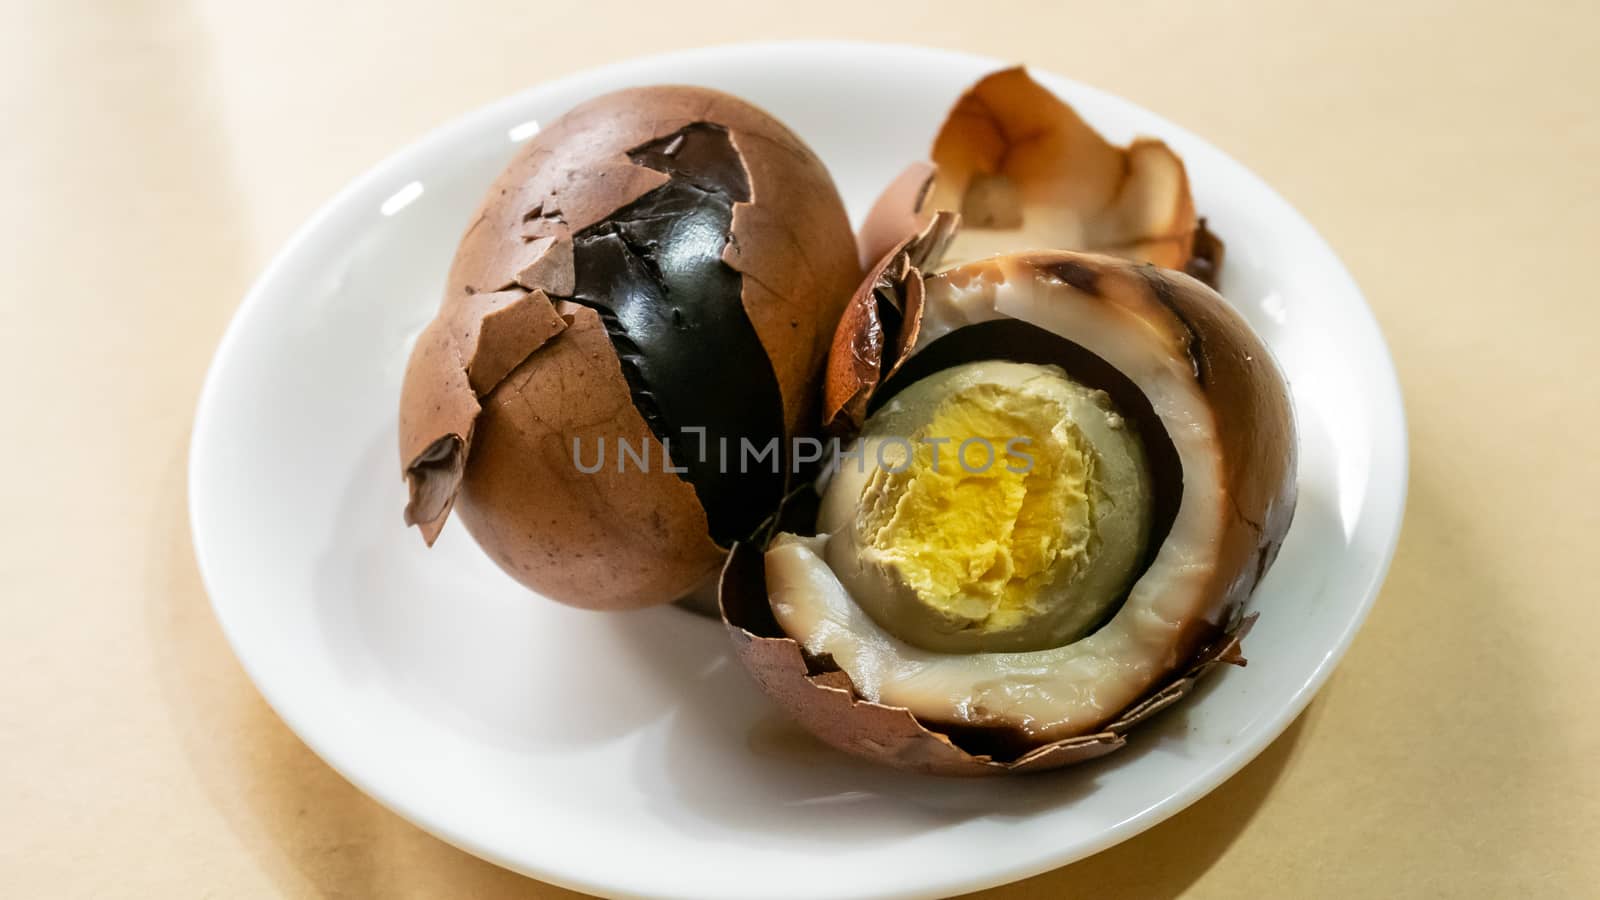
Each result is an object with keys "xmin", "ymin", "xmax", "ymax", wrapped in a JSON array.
[
  {"xmin": 856, "ymin": 383, "xmax": 1094, "ymax": 635},
  {"xmin": 819, "ymin": 360, "xmax": 1153, "ymax": 654}
]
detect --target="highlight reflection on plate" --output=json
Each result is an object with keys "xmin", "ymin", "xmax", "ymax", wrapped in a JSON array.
[{"xmin": 190, "ymin": 41, "xmax": 1406, "ymax": 900}]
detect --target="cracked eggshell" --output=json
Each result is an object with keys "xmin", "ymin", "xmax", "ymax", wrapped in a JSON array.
[
  {"xmin": 822, "ymin": 211, "xmax": 957, "ymax": 432},
  {"xmin": 458, "ymin": 302, "xmax": 723, "ymax": 610},
  {"xmin": 399, "ymin": 85, "xmax": 860, "ymax": 609},
  {"xmin": 859, "ymin": 67, "xmax": 1216, "ymax": 283},
  {"xmin": 724, "ymin": 250, "xmax": 1295, "ymax": 774},
  {"xmin": 446, "ymin": 84, "xmax": 859, "ymax": 440}
]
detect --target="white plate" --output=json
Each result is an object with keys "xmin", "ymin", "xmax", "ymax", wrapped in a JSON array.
[{"xmin": 190, "ymin": 41, "xmax": 1406, "ymax": 900}]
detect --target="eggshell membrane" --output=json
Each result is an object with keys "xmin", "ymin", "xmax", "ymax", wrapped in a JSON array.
[
  {"xmin": 858, "ymin": 67, "xmax": 1201, "ymax": 278},
  {"xmin": 722, "ymin": 251, "xmax": 1295, "ymax": 773},
  {"xmin": 398, "ymin": 86, "xmax": 860, "ymax": 608}
]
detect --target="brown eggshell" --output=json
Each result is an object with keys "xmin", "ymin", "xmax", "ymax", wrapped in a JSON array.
[
  {"xmin": 859, "ymin": 67, "xmax": 1210, "ymax": 282},
  {"xmin": 727, "ymin": 250, "xmax": 1295, "ymax": 774},
  {"xmin": 855, "ymin": 161, "xmax": 936, "ymax": 271},
  {"xmin": 457, "ymin": 303, "xmax": 723, "ymax": 610},
  {"xmin": 399, "ymin": 288, "xmax": 568, "ymax": 543},
  {"xmin": 1187, "ymin": 217, "xmax": 1226, "ymax": 287},
  {"xmin": 822, "ymin": 212, "xmax": 957, "ymax": 432},
  {"xmin": 723, "ymin": 139, "xmax": 864, "ymax": 435},
  {"xmin": 438, "ymin": 84, "xmax": 858, "ymax": 440},
  {"xmin": 399, "ymin": 85, "xmax": 860, "ymax": 609}
]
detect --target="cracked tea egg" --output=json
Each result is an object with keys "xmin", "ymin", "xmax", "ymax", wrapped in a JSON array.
[
  {"xmin": 398, "ymin": 85, "xmax": 862, "ymax": 610},
  {"xmin": 721, "ymin": 240, "xmax": 1296, "ymax": 775}
]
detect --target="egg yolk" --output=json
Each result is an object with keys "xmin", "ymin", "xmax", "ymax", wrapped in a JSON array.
[{"xmin": 855, "ymin": 382, "xmax": 1095, "ymax": 634}]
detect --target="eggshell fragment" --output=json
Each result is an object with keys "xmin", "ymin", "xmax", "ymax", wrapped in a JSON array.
[
  {"xmin": 399, "ymin": 288, "xmax": 568, "ymax": 544},
  {"xmin": 822, "ymin": 212, "xmax": 957, "ymax": 432},
  {"xmin": 859, "ymin": 67, "xmax": 1214, "ymax": 284}
]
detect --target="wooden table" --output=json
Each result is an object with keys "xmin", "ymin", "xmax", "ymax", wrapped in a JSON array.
[{"xmin": 4, "ymin": 0, "xmax": 1596, "ymax": 896}]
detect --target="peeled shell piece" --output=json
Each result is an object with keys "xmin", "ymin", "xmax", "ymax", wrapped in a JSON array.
[
  {"xmin": 822, "ymin": 212, "xmax": 957, "ymax": 431},
  {"xmin": 859, "ymin": 67, "xmax": 1206, "ymax": 279}
]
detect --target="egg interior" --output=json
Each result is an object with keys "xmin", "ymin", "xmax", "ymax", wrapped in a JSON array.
[
  {"xmin": 852, "ymin": 371, "xmax": 1095, "ymax": 633},
  {"xmin": 819, "ymin": 361, "xmax": 1152, "ymax": 654},
  {"xmin": 761, "ymin": 258, "xmax": 1220, "ymax": 743}
]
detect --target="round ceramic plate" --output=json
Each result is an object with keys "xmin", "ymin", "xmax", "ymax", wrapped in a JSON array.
[{"xmin": 191, "ymin": 41, "xmax": 1406, "ymax": 900}]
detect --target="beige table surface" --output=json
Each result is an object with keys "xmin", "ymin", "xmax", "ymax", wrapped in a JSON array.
[{"xmin": 5, "ymin": 0, "xmax": 1598, "ymax": 897}]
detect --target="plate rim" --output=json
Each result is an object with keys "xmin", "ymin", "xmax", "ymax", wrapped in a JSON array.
[{"xmin": 189, "ymin": 39, "xmax": 1409, "ymax": 900}]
